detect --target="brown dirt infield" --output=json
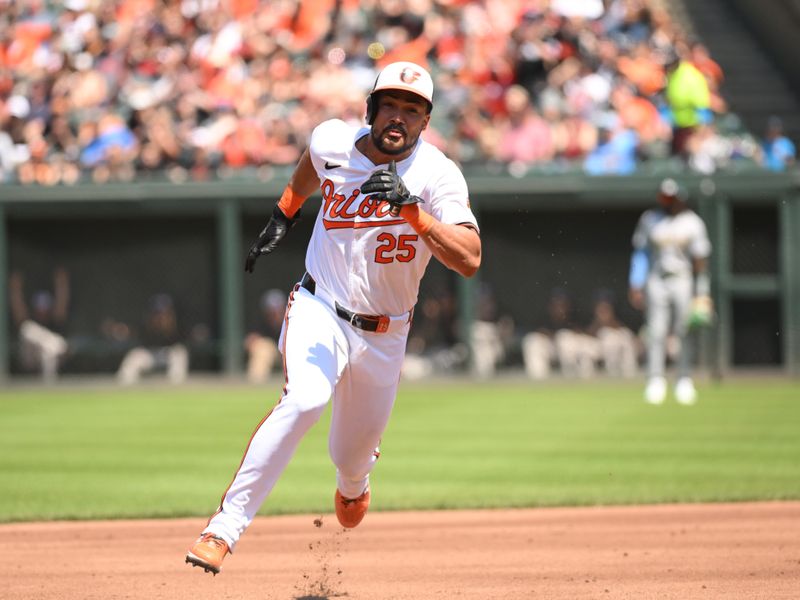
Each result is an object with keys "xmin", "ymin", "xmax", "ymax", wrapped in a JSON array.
[{"xmin": 4, "ymin": 502, "xmax": 799, "ymax": 600}]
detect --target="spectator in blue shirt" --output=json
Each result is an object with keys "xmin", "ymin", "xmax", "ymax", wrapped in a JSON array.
[
  {"xmin": 759, "ymin": 116, "xmax": 796, "ymax": 172},
  {"xmin": 80, "ymin": 113, "xmax": 138, "ymax": 168},
  {"xmin": 583, "ymin": 119, "xmax": 639, "ymax": 175}
]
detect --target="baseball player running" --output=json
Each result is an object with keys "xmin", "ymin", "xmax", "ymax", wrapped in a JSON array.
[
  {"xmin": 186, "ymin": 61, "xmax": 481, "ymax": 574},
  {"xmin": 628, "ymin": 178, "xmax": 712, "ymax": 405}
]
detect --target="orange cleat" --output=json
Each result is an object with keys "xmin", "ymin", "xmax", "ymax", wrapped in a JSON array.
[
  {"xmin": 185, "ymin": 533, "xmax": 229, "ymax": 575},
  {"xmin": 335, "ymin": 487, "xmax": 370, "ymax": 528}
]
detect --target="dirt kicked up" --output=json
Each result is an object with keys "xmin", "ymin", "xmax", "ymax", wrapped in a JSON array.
[{"xmin": 4, "ymin": 502, "xmax": 799, "ymax": 600}]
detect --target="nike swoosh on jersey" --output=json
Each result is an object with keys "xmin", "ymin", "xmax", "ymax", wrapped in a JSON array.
[{"xmin": 324, "ymin": 161, "xmax": 341, "ymax": 169}]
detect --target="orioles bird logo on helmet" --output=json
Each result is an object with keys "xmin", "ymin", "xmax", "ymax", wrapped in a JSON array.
[{"xmin": 399, "ymin": 68, "xmax": 421, "ymax": 84}]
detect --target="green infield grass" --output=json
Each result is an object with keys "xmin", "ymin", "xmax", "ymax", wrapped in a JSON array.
[{"xmin": 0, "ymin": 378, "xmax": 798, "ymax": 523}]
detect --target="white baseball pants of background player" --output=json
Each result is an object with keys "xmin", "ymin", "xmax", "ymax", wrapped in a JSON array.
[
  {"xmin": 116, "ymin": 343, "xmax": 188, "ymax": 385},
  {"xmin": 595, "ymin": 326, "xmax": 638, "ymax": 378},
  {"xmin": 203, "ymin": 281, "xmax": 410, "ymax": 550},
  {"xmin": 645, "ymin": 273, "xmax": 693, "ymax": 379},
  {"xmin": 19, "ymin": 319, "xmax": 68, "ymax": 381}
]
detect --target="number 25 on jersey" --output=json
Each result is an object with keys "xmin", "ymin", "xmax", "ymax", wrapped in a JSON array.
[{"xmin": 374, "ymin": 233, "xmax": 418, "ymax": 264}]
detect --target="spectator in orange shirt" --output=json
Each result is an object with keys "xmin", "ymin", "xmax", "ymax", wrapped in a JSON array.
[
  {"xmin": 221, "ymin": 117, "xmax": 269, "ymax": 168},
  {"xmin": 610, "ymin": 81, "xmax": 670, "ymax": 154},
  {"xmin": 4, "ymin": 19, "xmax": 52, "ymax": 72},
  {"xmin": 617, "ymin": 41, "xmax": 665, "ymax": 98}
]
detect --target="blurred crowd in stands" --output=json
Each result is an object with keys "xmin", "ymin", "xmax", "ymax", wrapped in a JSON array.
[{"xmin": 0, "ymin": 0, "xmax": 795, "ymax": 186}]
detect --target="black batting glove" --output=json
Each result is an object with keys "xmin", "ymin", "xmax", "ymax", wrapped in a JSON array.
[
  {"xmin": 360, "ymin": 160, "xmax": 423, "ymax": 217},
  {"xmin": 244, "ymin": 205, "xmax": 299, "ymax": 273}
]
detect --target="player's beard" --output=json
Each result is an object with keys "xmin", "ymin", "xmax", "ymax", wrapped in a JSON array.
[{"xmin": 371, "ymin": 124, "xmax": 419, "ymax": 155}]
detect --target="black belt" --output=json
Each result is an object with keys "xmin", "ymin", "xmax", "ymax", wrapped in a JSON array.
[{"xmin": 300, "ymin": 273, "xmax": 390, "ymax": 333}]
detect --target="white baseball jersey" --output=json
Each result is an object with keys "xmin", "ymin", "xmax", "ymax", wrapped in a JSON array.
[
  {"xmin": 632, "ymin": 208, "xmax": 711, "ymax": 277},
  {"xmin": 305, "ymin": 119, "xmax": 478, "ymax": 316}
]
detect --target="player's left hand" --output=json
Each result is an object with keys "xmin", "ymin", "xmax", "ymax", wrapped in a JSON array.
[
  {"xmin": 361, "ymin": 160, "xmax": 423, "ymax": 217},
  {"xmin": 688, "ymin": 295, "xmax": 714, "ymax": 329}
]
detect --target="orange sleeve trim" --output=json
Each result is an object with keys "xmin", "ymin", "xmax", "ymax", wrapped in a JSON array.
[
  {"xmin": 277, "ymin": 186, "xmax": 308, "ymax": 219},
  {"xmin": 400, "ymin": 204, "xmax": 435, "ymax": 234}
]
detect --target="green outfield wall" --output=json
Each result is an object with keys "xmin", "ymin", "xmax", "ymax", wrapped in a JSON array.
[{"xmin": 1, "ymin": 170, "xmax": 798, "ymax": 380}]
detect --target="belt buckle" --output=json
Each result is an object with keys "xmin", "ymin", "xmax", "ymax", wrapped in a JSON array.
[{"xmin": 376, "ymin": 316, "xmax": 390, "ymax": 333}]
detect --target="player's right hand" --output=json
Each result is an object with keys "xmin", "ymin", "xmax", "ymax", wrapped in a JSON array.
[{"xmin": 244, "ymin": 205, "xmax": 299, "ymax": 273}]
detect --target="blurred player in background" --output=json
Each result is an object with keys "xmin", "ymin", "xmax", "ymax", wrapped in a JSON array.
[
  {"xmin": 8, "ymin": 267, "xmax": 70, "ymax": 381},
  {"xmin": 402, "ymin": 285, "xmax": 465, "ymax": 380},
  {"xmin": 628, "ymin": 178, "xmax": 712, "ymax": 405},
  {"xmin": 586, "ymin": 288, "xmax": 639, "ymax": 378},
  {"xmin": 185, "ymin": 61, "xmax": 481, "ymax": 575},
  {"xmin": 244, "ymin": 289, "xmax": 286, "ymax": 384},
  {"xmin": 116, "ymin": 293, "xmax": 188, "ymax": 385},
  {"xmin": 470, "ymin": 282, "xmax": 512, "ymax": 378},
  {"xmin": 521, "ymin": 287, "xmax": 598, "ymax": 380}
]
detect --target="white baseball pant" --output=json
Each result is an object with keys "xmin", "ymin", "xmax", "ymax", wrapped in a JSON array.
[
  {"xmin": 19, "ymin": 319, "xmax": 68, "ymax": 380},
  {"xmin": 645, "ymin": 273, "xmax": 693, "ymax": 378},
  {"xmin": 204, "ymin": 281, "xmax": 410, "ymax": 550}
]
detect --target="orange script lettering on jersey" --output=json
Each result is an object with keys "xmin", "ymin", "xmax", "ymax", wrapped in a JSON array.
[{"xmin": 320, "ymin": 178, "xmax": 404, "ymax": 230}]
